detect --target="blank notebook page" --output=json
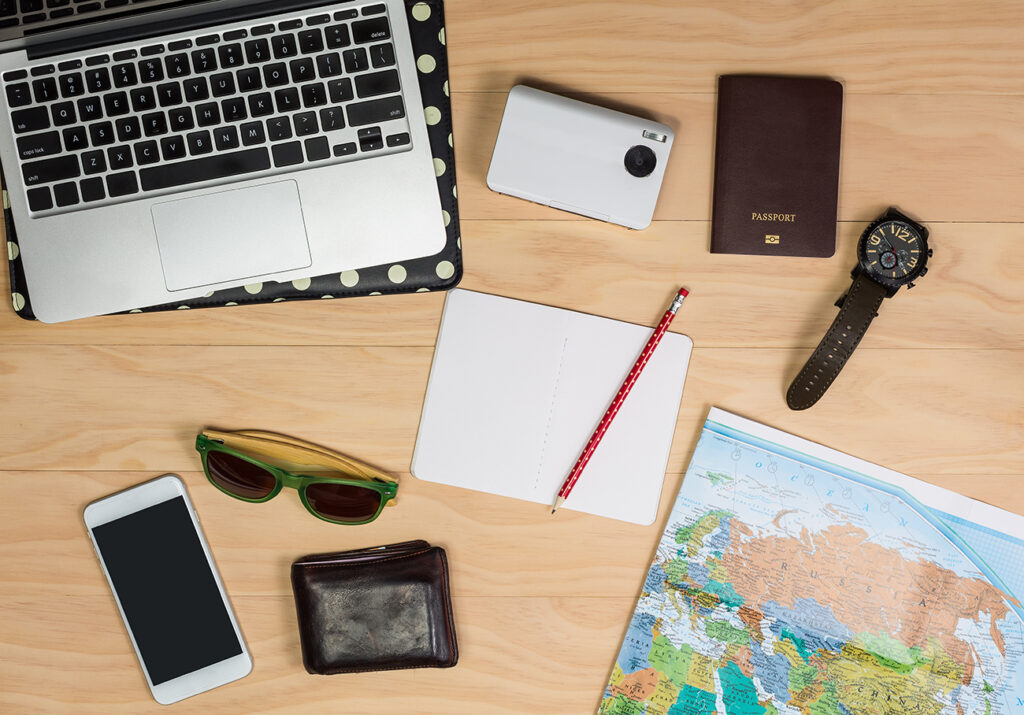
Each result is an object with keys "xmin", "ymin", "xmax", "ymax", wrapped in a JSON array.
[{"xmin": 411, "ymin": 289, "xmax": 692, "ymax": 525}]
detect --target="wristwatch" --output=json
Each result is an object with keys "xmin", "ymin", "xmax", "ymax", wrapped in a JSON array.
[{"xmin": 786, "ymin": 207, "xmax": 932, "ymax": 410}]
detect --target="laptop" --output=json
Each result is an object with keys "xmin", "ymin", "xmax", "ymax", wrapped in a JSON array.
[{"xmin": 0, "ymin": 0, "xmax": 447, "ymax": 323}]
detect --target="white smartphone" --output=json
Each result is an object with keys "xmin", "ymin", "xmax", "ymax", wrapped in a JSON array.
[
  {"xmin": 83, "ymin": 475, "xmax": 252, "ymax": 705},
  {"xmin": 486, "ymin": 85, "xmax": 674, "ymax": 230}
]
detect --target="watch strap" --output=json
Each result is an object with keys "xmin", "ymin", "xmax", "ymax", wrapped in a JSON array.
[{"xmin": 786, "ymin": 272, "xmax": 889, "ymax": 410}]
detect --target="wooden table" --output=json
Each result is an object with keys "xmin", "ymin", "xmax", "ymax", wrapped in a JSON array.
[{"xmin": 2, "ymin": 1, "xmax": 1023, "ymax": 712}]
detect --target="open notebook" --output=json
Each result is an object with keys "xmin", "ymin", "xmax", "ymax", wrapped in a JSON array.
[{"xmin": 412, "ymin": 289, "xmax": 693, "ymax": 524}]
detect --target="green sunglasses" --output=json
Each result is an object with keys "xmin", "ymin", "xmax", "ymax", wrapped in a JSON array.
[{"xmin": 195, "ymin": 430, "xmax": 398, "ymax": 525}]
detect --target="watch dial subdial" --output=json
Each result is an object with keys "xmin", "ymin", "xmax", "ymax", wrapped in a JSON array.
[{"xmin": 861, "ymin": 220, "xmax": 925, "ymax": 283}]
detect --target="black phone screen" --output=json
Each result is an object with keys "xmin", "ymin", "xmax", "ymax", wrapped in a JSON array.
[{"xmin": 91, "ymin": 496, "xmax": 242, "ymax": 685}]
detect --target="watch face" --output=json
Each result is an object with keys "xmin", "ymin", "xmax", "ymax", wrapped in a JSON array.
[{"xmin": 858, "ymin": 218, "xmax": 928, "ymax": 286}]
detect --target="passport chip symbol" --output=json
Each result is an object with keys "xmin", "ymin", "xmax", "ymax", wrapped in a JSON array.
[{"xmin": 765, "ymin": 234, "xmax": 780, "ymax": 244}]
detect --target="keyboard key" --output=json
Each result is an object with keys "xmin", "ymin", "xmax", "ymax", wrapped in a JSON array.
[
  {"xmin": 319, "ymin": 106, "xmax": 344, "ymax": 131},
  {"xmin": 85, "ymin": 67, "xmax": 110, "ymax": 92},
  {"xmin": 89, "ymin": 121, "xmax": 114, "ymax": 146},
  {"xmin": 5, "ymin": 82, "xmax": 32, "ymax": 107},
  {"xmin": 103, "ymin": 91, "xmax": 130, "ymax": 116},
  {"xmin": 112, "ymin": 62, "xmax": 138, "ymax": 87},
  {"xmin": 160, "ymin": 134, "xmax": 187, "ymax": 160},
  {"xmin": 106, "ymin": 171, "xmax": 138, "ymax": 197},
  {"xmin": 187, "ymin": 130, "xmax": 212, "ymax": 155},
  {"xmin": 315, "ymin": 52, "xmax": 342, "ymax": 79},
  {"xmin": 157, "ymin": 82, "xmax": 183, "ymax": 106},
  {"xmin": 29, "ymin": 61, "xmax": 51, "ymax": 74},
  {"xmin": 17, "ymin": 130, "xmax": 61, "ymax": 159},
  {"xmin": 274, "ymin": 87, "xmax": 299, "ymax": 112},
  {"xmin": 12, "ymin": 107, "xmax": 50, "ymax": 133},
  {"xmin": 369, "ymin": 42, "xmax": 395, "ymax": 68},
  {"xmin": 139, "ymin": 147, "xmax": 271, "ymax": 191},
  {"xmin": 325, "ymin": 24, "xmax": 350, "ymax": 49},
  {"xmin": 334, "ymin": 9, "xmax": 357, "ymax": 21},
  {"xmin": 168, "ymin": 106, "xmax": 194, "ymax": 132},
  {"xmin": 183, "ymin": 76, "xmax": 209, "ymax": 102},
  {"xmin": 53, "ymin": 181, "xmax": 79, "ymax": 207},
  {"xmin": 129, "ymin": 87, "xmax": 155, "ymax": 112},
  {"xmin": 195, "ymin": 102, "xmax": 221, "ymax": 126},
  {"xmin": 63, "ymin": 126, "xmax": 87, "ymax": 150},
  {"xmin": 115, "ymin": 116, "xmax": 141, "ymax": 142},
  {"xmin": 301, "ymin": 82, "xmax": 327, "ymax": 107},
  {"xmin": 266, "ymin": 115, "xmax": 291, "ymax": 141},
  {"xmin": 263, "ymin": 62, "xmax": 288, "ymax": 87},
  {"xmin": 223, "ymin": 29, "xmax": 247, "ymax": 42},
  {"xmin": 244, "ymin": 38, "xmax": 271, "ymax": 64},
  {"xmin": 298, "ymin": 28, "xmax": 324, "ymax": 54},
  {"xmin": 77, "ymin": 99, "xmax": 104, "ymax": 124},
  {"xmin": 352, "ymin": 17, "xmax": 390, "ymax": 44},
  {"xmin": 277, "ymin": 19, "xmax": 302, "ymax": 31},
  {"xmin": 142, "ymin": 112, "xmax": 168, "ymax": 136},
  {"xmin": 139, "ymin": 59, "xmax": 164, "ymax": 83},
  {"xmin": 252, "ymin": 23, "xmax": 274, "ymax": 36},
  {"xmin": 134, "ymin": 140, "xmax": 159, "ymax": 165},
  {"xmin": 32, "ymin": 77, "xmax": 58, "ymax": 102},
  {"xmin": 240, "ymin": 121, "xmax": 265, "ymax": 145},
  {"xmin": 191, "ymin": 48, "xmax": 218, "ymax": 73},
  {"xmin": 305, "ymin": 136, "xmax": 330, "ymax": 161},
  {"xmin": 218, "ymin": 43, "xmax": 244, "ymax": 68},
  {"xmin": 81, "ymin": 149, "xmax": 106, "ymax": 174},
  {"xmin": 113, "ymin": 50, "xmax": 138, "ymax": 62},
  {"xmin": 27, "ymin": 186, "xmax": 53, "ymax": 211},
  {"xmin": 342, "ymin": 48, "xmax": 368, "ymax": 73},
  {"xmin": 272, "ymin": 140, "xmax": 303, "ymax": 167},
  {"xmin": 214, "ymin": 125, "xmax": 239, "ymax": 150},
  {"xmin": 221, "ymin": 96, "xmax": 247, "ymax": 121},
  {"xmin": 211, "ymin": 72, "xmax": 235, "ymax": 96},
  {"xmin": 289, "ymin": 57, "xmax": 314, "ymax": 83},
  {"xmin": 307, "ymin": 13, "xmax": 330, "ymax": 26},
  {"xmin": 247, "ymin": 92, "xmax": 273, "ymax": 117},
  {"xmin": 237, "ymin": 67, "xmax": 262, "ymax": 92},
  {"xmin": 58, "ymin": 73, "xmax": 83, "ymax": 97},
  {"xmin": 346, "ymin": 95, "xmax": 404, "ymax": 126},
  {"xmin": 168, "ymin": 39, "xmax": 194, "ymax": 52},
  {"xmin": 292, "ymin": 110, "xmax": 318, "ymax": 135},
  {"xmin": 107, "ymin": 144, "xmax": 133, "ymax": 170},
  {"xmin": 143, "ymin": 46, "xmax": 165, "ymax": 58},
  {"xmin": 327, "ymin": 77, "xmax": 353, "ymax": 103},
  {"xmin": 271, "ymin": 34, "xmax": 297, "ymax": 59},
  {"xmin": 361, "ymin": 3, "xmax": 385, "ymax": 16},
  {"xmin": 51, "ymin": 101, "xmax": 76, "ymax": 125},
  {"xmin": 22, "ymin": 155, "xmax": 79, "ymax": 185},
  {"xmin": 80, "ymin": 177, "xmax": 105, "ymax": 202},
  {"xmin": 355, "ymin": 69, "xmax": 399, "ymax": 98},
  {"xmin": 386, "ymin": 132, "xmax": 410, "ymax": 147},
  {"xmin": 358, "ymin": 126, "xmax": 383, "ymax": 151},
  {"xmin": 333, "ymin": 141, "xmax": 356, "ymax": 157},
  {"xmin": 164, "ymin": 53, "xmax": 191, "ymax": 78}
]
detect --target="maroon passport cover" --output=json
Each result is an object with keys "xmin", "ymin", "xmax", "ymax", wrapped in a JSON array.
[{"xmin": 710, "ymin": 75, "xmax": 843, "ymax": 257}]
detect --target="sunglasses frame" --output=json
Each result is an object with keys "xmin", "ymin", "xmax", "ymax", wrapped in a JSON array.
[{"xmin": 195, "ymin": 431, "xmax": 398, "ymax": 526}]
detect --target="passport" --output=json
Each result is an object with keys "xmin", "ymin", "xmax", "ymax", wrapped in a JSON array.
[{"xmin": 710, "ymin": 75, "xmax": 843, "ymax": 257}]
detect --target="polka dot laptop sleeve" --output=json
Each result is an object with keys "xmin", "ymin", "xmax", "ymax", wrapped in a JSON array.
[{"xmin": 4, "ymin": 0, "xmax": 460, "ymax": 321}]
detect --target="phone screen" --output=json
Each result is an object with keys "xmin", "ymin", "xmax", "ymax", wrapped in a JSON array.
[{"xmin": 90, "ymin": 496, "xmax": 243, "ymax": 685}]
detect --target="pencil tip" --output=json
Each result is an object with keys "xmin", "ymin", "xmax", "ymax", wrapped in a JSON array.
[{"xmin": 550, "ymin": 508, "xmax": 557, "ymax": 515}]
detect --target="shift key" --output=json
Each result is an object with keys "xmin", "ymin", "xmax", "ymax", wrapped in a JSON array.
[
  {"xmin": 22, "ymin": 155, "xmax": 80, "ymax": 186},
  {"xmin": 346, "ymin": 95, "xmax": 404, "ymax": 126}
]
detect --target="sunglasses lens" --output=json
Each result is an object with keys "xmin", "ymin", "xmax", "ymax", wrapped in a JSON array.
[
  {"xmin": 304, "ymin": 483, "xmax": 383, "ymax": 523},
  {"xmin": 206, "ymin": 450, "xmax": 278, "ymax": 500}
]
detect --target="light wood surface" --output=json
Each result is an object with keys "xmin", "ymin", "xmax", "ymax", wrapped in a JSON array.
[{"xmin": 2, "ymin": 1, "xmax": 1024, "ymax": 713}]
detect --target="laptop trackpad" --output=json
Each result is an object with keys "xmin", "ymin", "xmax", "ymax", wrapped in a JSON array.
[{"xmin": 152, "ymin": 181, "xmax": 312, "ymax": 292}]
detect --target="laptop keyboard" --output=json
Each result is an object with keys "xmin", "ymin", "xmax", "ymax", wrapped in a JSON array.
[{"xmin": 2, "ymin": 2, "xmax": 413, "ymax": 215}]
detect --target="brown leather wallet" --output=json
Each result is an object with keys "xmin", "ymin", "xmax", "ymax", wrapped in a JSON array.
[{"xmin": 290, "ymin": 540, "xmax": 458, "ymax": 675}]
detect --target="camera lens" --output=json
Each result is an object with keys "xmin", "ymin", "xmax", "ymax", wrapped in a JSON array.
[{"xmin": 624, "ymin": 145, "xmax": 657, "ymax": 178}]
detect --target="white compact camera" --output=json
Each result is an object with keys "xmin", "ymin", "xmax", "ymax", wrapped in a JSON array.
[{"xmin": 486, "ymin": 85, "xmax": 674, "ymax": 230}]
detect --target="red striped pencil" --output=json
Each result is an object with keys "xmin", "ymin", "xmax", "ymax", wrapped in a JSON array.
[{"xmin": 551, "ymin": 287, "xmax": 690, "ymax": 514}]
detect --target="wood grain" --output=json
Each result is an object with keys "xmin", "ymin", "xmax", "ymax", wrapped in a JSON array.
[{"xmin": 2, "ymin": 1, "xmax": 1023, "ymax": 713}]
